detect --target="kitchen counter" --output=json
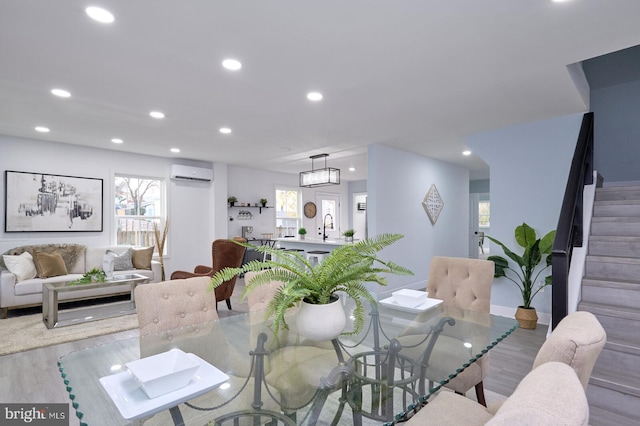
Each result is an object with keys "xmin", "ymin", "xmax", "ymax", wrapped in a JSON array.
[{"xmin": 275, "ymin": 237, "xmax": 352, "ymax": 247}]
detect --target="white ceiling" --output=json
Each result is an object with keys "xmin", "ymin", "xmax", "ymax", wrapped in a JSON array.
[{"xmin": 2, "ymin": 1, "xmax": 640, "ymax": 182}]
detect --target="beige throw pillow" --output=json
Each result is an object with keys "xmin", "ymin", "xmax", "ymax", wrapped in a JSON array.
[
  {"xmin": 3, "ymin": 252, "xmax": 38, "ymax": 282},
  {"xmin": 132, "ymin": 247, "xmax": 154, "ymax": 270},
  {"xmin": 33, "ymin": 252, "xmax": 68, "ymax": 278}
]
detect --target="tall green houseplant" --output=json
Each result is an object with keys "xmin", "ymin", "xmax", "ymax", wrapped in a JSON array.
[
  {"xmin": 210, "ymin": 233, "xmax": 413, "ymax": 338},
  {"xmin": 487, "ymin": 223, "xmax": 556, "ymax": 309}
]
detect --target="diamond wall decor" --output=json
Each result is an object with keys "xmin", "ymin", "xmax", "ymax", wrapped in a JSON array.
[{"xmin": 422, "ymin": 184, "xmax": 444, "ymax": 225}]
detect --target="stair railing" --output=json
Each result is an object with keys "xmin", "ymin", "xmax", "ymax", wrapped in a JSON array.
[{"xmin": 551, "ymin": 112, "xmax": 594, "ymax": 329}]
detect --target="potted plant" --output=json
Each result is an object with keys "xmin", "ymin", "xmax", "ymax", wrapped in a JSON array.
[
  {"xmin": 69, "ymin": 268, "xmax": 107, "ymax": 285},
  {"xmin": 297, "ymin": 227, "xmax": 307, "ymax": 240},
  {"xmin": 487, "ymin": 222, "xmax": 556, "ymax": 329},
  {"xmin": 343, "ymin": 229, "xmax": 355, "ymax": 242},
  {"xmin": 227, "ymin": 196, "xmax": 237, "ymax": 207},
  {"xmin": 260, "ymin": 198, "xmax": 268, "ymax": 207},
  {"xmin": 209, "ymin": 233, "xmax": 413, "ymax": 340}
]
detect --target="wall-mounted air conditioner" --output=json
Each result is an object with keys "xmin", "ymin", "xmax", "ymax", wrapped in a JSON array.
[{"xmin": 170, "ymin": 165, "xmax": 213, "ymax": 182}]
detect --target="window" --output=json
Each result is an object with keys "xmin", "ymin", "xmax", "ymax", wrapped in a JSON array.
[
  {"xmin": 479, "ymin": 201, "xmax": 490, "ymax": 227},
  {"xmin": 114, "ymin": 175, "xmax": 165, "ymax": 251},
  {"xmin": 275, "ymin": 188, "xmax": 301, "ymax": 237}
]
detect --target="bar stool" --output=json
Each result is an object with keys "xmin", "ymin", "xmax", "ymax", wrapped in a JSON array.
[{"xmin": 306, "ymin": 250, "xmax": 330, "ymax": 267}]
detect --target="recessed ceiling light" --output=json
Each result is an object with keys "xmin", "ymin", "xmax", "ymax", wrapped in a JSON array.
[
  {"xmin": 551, "ymin": 0, "xmax": 571, "ymax": 3},
  {"xmin": 150, "ymin": 111, "xmax": 165, "ymax": 119},
  {"xmin": 219, "ymin": 127, "xmax": 232, "ymax": 134},
  {"xmin": 462, "ymin": 150, "xmax": 472, "ymax": 156},
  {"xmin": 111, "ymin": 138, "xmax": 123, "ymax": 144},
  {"xmin": 170, "ymin": 148, "xmax": 180, "ymax": 153},
  {"xmin": 222, "ymin": 59, "xmax": 242, "ymax": 71},
  {"xmin": 35, "ymin": 126, "xmax": 50, "ymax": 133},
  {"xmin": 85, "ymin": 6, "xmax": 115, "ymax": 23},
  {"xmin": 349, "ymin": 167, "xmax": 356, "ymax": 172},
  {"xmin": 51, "ymin": 88, "xmax": 71, "ymax": 98},
  {"xmin": 307, "ymin": 92, "xmax": 323, "ymax": 101}
]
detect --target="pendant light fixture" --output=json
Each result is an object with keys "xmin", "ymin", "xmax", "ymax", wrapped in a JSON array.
[{"xmin": 299, "ymin": 154, "xmax": 340, "ymax": 187}]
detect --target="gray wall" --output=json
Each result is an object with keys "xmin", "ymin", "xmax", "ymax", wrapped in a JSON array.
[
  {"xmin": 467, "ymin": 113, "xmax": 583, "ymax": 314},
  {"xmin": 367, "ymin": 143, "xmax": 470, "ymax": 294},
  {"xmin": 583, "ymin": 45, "xmax": 640, "ymax": 183}
]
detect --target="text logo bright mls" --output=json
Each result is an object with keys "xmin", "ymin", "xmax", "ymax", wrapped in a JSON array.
[{"xmin": 2, "ymin": 404, "xmax": 67, "ymax": 425}]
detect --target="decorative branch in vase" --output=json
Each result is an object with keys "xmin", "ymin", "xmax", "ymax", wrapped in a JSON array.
[{"xmin": 153, "ymin": 218, "xmax": 169, "ymax": 281}]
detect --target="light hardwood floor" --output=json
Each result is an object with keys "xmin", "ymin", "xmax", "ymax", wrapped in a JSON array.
[{"xmin": 0, "ymin": 281, "xmax": 547, "ymax": 426}]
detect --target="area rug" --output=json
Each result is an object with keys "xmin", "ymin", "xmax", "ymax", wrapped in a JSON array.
[{"xmin": 0, "ymin": 312, "xmax": 139, "ymax": 356}]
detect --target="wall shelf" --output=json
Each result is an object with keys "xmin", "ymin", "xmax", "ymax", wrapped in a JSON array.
[{"xmin": 229, "ymin": 205, "xmax": 270, "ymax": 214}]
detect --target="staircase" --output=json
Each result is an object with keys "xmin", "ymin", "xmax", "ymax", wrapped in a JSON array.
[{"xmin": 579, "ymin": 184, "xmax": 640, "ymax": 425}]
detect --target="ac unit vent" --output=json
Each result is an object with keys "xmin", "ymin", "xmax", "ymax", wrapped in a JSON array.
[{"xmin": 170, "ymin": 165, "xmax": 213, "ymax": 183}]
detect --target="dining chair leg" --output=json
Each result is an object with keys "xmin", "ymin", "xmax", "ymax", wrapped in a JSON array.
[
  {"xmin": 226, "ymin": 298, "xmax": 232, "ymax": 310},
  {"xmin": 475, "ymin": 381, "xmax": 486, "ymax": 407}
]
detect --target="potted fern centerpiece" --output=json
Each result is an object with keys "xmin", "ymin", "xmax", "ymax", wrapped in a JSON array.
[
  {"xmin": 209, "ymin": 233, "xmax": 413, "ymax": 341},
  {"xmin": 487, "ymin": 222, "xmax": 556, "ymax": 329}
]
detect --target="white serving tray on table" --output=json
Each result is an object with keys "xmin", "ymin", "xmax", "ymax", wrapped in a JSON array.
[
  {"xmin": 379, "ymin": 296, "xmax": 443, "ymax": 313},
  {"xmin": 99, "ymin": 352, "xmax": 229, "ymax": 421}
]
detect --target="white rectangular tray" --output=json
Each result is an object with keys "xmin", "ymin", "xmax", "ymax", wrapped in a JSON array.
[
  {"xmin": 99, "ymin": 353, "xmax": 229, "ymax": 421},
  {"xmin": 379, "ymin": 296, "xmax": 443, "ymax": 313}
]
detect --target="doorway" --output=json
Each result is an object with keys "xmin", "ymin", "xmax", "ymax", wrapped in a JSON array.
[{"xmin": 316, "ymin": 193, "xmax": 340, "ymax": 240}]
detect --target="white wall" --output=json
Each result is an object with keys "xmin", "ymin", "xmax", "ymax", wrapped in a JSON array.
[
  {"xmin": 467, "ymin": 113, "xmax": 583, "ymax": 315},
  {"xmin": 0, "ymin": 135, "xmax": 216, "ymax": 275},
  {"xmin": 368, "ymin": 144, "xmax": 470, "ymax": 295}
]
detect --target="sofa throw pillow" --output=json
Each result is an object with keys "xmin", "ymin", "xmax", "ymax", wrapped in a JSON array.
[
  {"xmin": 132, "ymin": 246, "xmax": 154, "ymax": 270},
  {"xmin": 33, "ymin": 251, "xmax": 68, "ymax": 278},
  {"xmin": 3, "ymin": 252, "xmax": 38, "ymax": 282},
  {"xmin": 107, "ymin": 249, "xmax": 134, "ymax": 271}
]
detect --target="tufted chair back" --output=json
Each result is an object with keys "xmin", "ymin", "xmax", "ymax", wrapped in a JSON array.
[
  {"xmin": 427, "ymin": 256, "xmax": 494, "ymax": 313},
  {"xmin": 135, "ymin": 276, "xmax": 219, "ymax": 337},
  {"xmin": 533, "ymin": 311, "xmax": 606, "ymax": 390}
]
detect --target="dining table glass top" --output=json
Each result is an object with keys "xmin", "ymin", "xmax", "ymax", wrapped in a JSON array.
[{"xmin": 58, "ymin": 297, "xmax": 518, "ymax": 426}]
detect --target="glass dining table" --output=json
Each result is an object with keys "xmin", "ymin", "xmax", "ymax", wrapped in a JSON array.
[{"xmin": 58, "ymin": 297, "xmax": 518, "ymax": 426}]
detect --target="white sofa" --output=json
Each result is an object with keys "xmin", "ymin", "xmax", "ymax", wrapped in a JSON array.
[{"xmin": 0, "ymin": 244, "xmax": 162, "ymax": 318}]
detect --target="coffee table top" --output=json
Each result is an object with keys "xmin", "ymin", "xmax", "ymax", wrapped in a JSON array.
[{"xmin": 44, "ymin": 273, "xmax": 148, "ymax": 291}]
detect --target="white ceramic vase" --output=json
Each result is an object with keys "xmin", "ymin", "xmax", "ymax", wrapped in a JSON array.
[{"xmin": 296, "ymin": 295, "xmax": 346, "ymax": 341}]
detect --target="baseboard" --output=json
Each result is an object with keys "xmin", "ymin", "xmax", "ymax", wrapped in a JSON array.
[{"xmin": 490, "ymin": 304, "xmax": 550, "ymax": 325}]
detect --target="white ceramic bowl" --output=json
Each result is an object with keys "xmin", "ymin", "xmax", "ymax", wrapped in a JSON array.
[
  {"xmin": 392, "ymin": 289, "xmax": 428, "ymax": 307},
  {"xmin": 126, "ymin": 349, "xmax": 200, "ymax": 398}
]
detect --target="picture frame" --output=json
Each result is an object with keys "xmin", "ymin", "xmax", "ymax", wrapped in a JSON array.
[{"xmin": 4, "ymin": 170, "xmax": 103, "ymax": 232}]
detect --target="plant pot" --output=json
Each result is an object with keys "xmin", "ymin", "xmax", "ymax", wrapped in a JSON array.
[
  {"xmin": 299, "ymin": 234, "xmax": 305, "ymax": 240},
  {"xmin": 515, "ymin": 306, "xmax": 538, "ymax": 329},
  {"xmin": 296, "ymin": 295, "xmax": 346, "ymax": 341},
  {"xmin": 229, "ymin": 202, "xmax": 235, "ymax": 207},
  {"xmin": 344, "ymin": 236, "xmax": 353, "ymax": 243}
]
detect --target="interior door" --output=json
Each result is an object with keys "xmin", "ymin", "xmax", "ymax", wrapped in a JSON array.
[{"xmin": 316, "ymin": 193, "xmax": 340, "ymax": 240}]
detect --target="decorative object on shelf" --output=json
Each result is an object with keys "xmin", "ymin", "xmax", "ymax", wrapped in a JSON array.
[
  {"xmin": 304, "ymin": 201, "xmax": 317, "ymax": 218},
  {"xmin": 153, "ymin": 218, "xmax": 169, "ymax": 281},
  {"xmin": 298, "ymin": 227, "xmax": 307, "ymax": 240},
  {"xmin": 487, "ymin": 222, "xmax": 556, "ymax": 330},
  {"xmin": 209, "ymin": 233, "xmax": 413, "ymax": 340},
  {"xmin": 343, "ymin": 229, "xmax": 355, "ymax": 242},
  {"xmin": 69, "ymin": 268, "xmax": 106, "ymax": 285},
  {"xmin": 260, "ymin": 198, "xmax": 268, "ymax": 207},
  {"xmin": 4, "ymin": 170, "xmax": 103, "ymax": 232},
  {"xmin": 422, "ymin": 183, "xmax": 444, "ymax": 225},
  {"xmin": 299, "ymin": 153, "xmax": 340, "ymax": 187},
  {"xmin": 227, "ymin": 196, "xmax": 237, "ymax": 207},
  {"xmin": 357, "ymin": 202, "xmax": 367, "ymax": 211}
]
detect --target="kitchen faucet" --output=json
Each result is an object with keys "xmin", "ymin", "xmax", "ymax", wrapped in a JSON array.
[{"xmin": 321, "ymin": 213, "xmax": 334, "ymax": 242}]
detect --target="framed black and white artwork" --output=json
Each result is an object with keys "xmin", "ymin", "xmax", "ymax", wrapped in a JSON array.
[{"xmin": 4, "ymin": 170, "xmax": 103, "ymax": 232}]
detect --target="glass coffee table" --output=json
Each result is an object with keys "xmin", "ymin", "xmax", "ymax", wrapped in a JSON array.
[{"xmin": 43, "ymin": 273, "xmax": 149, "ymax": 329}]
